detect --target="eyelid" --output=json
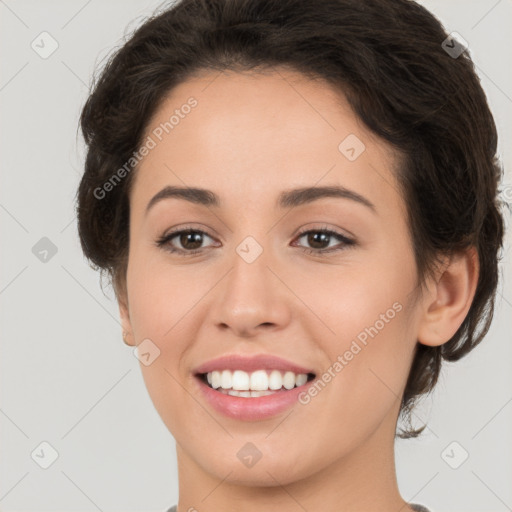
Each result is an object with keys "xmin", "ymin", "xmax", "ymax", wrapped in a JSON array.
[
  {"xmin": 291, "ymin": 226, "xmax": 355, "ymax": 254},
  {"xmin": 292, "ymin": 222, "xmax": 356, "ymax": 241},
  {"xmin": 157, "ymin": 224, "xmax": 219, "ymax": 250},
  {"xmin": 162, "ymin": 222, "xmax": 217, "ymax": 238},
  {"xmin": 156, "ymin": 223, "xmax": 356, "ymax": 256},
  {"xmin": 162, "ymin": 222, "xmax": 354, "ymax": 242},
  {"xmin": 294, "ymin": 223, "xmax": 355, "ymax": 241}
]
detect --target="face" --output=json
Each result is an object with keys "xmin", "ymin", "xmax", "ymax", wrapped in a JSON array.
[{"xmin": 120, "ymin": 68, "xmax": 425, "ymax": 485}]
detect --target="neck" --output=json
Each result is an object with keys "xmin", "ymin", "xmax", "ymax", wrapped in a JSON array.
[{"xmin": 175, "ymin": 402, "xmax": 415, "ymax": 512}]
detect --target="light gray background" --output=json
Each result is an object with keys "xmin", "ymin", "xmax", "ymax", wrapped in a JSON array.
[{"xmin": 0, "ymin": 1, "xmax": 511, "ymax": 511}]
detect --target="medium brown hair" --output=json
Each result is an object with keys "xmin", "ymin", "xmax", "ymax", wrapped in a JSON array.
[{"xmin": 76, "ymin": 0, "xmax": 505, "ymax": 438}]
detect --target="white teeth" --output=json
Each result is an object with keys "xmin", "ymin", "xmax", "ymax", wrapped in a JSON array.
[
  {"xmin": 283, "ymin": 371, "xmax": 296, "ymax": 390},
  {"xmin": 226, "ymin": 389, "xmax": 276, "ymax": 397},
  {"xmin": 250, "ymin": 370, "xmax": 269, "ymax": 391},
  {"xmin": 248, "ymin": 390, "xmax": 274, "ymax": 397},
  {"xmin": 203, "ymin": 369, "xmax": 310, "ymax": 392},
  {"xmin": 211, "ymin": 371, "xmax": 222, "ymax": 389},
  {"xmin": 268, "ymin": 370, "xmax": 282, "ymax": 390},
  {"xmin": 232, "ymin": 370, "xmax": 250, "ymax": 390},
  {"xmin": 295, "ymin": 373, "xmax": 308, "ymax": 386},
  {"xmin": 221, "ymin": 370, "xmax": 232, "ymax": 389}
]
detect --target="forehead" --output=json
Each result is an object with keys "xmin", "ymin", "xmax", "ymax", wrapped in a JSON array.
[{"xmin": 130, "ymin": 68, "xmax": 404, "ymax": 218}]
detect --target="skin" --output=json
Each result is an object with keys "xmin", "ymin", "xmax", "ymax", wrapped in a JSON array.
[{"xmin": 118, "ymin": 68, "xmax": 479, "ymax": 512}]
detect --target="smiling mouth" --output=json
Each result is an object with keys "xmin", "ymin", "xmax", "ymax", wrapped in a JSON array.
[{"xmin": 196, "ymin": 370, "xmax": 316, "ymax": 397}]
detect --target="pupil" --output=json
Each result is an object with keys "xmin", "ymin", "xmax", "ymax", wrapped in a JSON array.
[
  {"xmin": 181, "ymin": 231, "xmax": 202, "ymax": 250},
  {"xmin": 308, "ymin": 232, "xmax": 329, "ymax": 249}
]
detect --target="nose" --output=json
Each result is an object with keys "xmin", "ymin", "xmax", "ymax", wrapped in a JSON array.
[{"xmin": 211, "ymin": 243, "xmax": 292, "ymax": 338}]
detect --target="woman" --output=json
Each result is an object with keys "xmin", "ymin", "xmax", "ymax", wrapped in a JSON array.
[{"xmin": 76, "ymin": 0, "xmax": 505, "ymax": 510}]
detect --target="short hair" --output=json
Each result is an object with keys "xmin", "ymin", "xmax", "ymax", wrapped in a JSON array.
[{"xmin": 76, "ymin": 0, "xmax": 505, "ymax": 438}]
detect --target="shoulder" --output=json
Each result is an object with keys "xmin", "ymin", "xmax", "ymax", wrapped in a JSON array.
[
  {"xmin": 167, "ymin": 504, "xmax": 430, "ymax": 512},
  {"xmin": 410, "ymin": 504, "xmax": 431, "ymax": 512}
]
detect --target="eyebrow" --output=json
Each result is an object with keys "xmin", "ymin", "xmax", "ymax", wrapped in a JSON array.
[{"xmin": 145, "ymin": 184, "xmax": 377, "ymax": 215}]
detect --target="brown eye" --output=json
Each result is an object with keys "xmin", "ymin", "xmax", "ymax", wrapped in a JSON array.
[
  {"xmin": 293, "ymin": 228, "xmax": 355, "ymax": 256},
  {"xmin": 304, "ymin": 231, "xmax": 332, "ymax": 249},
  {"xmin": 156, "ymin": 229, "xmax": 217, "ymax": 255},
  {"xmin": 177, "ymin": 231, "xmax": 204, "ymax": 250}
]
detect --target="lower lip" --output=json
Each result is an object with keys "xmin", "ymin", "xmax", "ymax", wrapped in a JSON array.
[{"xmin": 194, "ymin": 375, "xmax": 314, "ymax": 421}]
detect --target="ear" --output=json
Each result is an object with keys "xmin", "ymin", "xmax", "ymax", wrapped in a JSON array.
[
  {"xmin": 118, "ymin": 290, "xmax": 135, "ymax": 346},
  {"xmin": 417, "ymin": 246, "xmax": 479, "ymax": 347}
]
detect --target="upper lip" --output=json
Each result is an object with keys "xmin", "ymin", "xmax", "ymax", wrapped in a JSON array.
[{"xmin": 193, "ymin": 354, "xmax": 315, "ymax": 375}]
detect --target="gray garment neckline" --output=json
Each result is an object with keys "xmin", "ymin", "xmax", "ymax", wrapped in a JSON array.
[{"xmin": 165, "ymin": 503, "xmax": 431, "ymax": 512}]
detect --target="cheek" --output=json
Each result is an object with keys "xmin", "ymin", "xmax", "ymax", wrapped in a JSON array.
[
  {"xmin": 293, "ymin": 292, "xmax": 416, "ymax": 461},
  {"xmin": 296, "ymin": 241, "xmax": 415, "ymax": 345},
  {"xmin": 298, "ymin": 244, "xmax": 417, "ymax": 412},
  {"xmin": 124, "ymin": 248, "xmax": 197, "ymax": 400},
  {"xmin": 126, "ymin": 244, "xmax": 204, "ymax": 338}
]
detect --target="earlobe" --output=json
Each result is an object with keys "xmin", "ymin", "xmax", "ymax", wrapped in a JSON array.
[
  {"xmin": 417, "ymin": 247, "xmax": 479, "ymax": 347},
  {"xmin": 118, "ymin": 293, "xmax": 135, "ymax": 346}
]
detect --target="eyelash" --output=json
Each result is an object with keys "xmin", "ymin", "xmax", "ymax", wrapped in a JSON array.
[{"xmin": 155, "ymin": 225, "xmax": 356, "ymax": 257}]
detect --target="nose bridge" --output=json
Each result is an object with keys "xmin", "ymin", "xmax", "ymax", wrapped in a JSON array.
[
  {"xmin": 212, "ymin": 231, "xmax": 291, "ymax": 335},
  {"xmin": 227, "ymin": 233, "xmax": 274, "ymax": 306}
]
